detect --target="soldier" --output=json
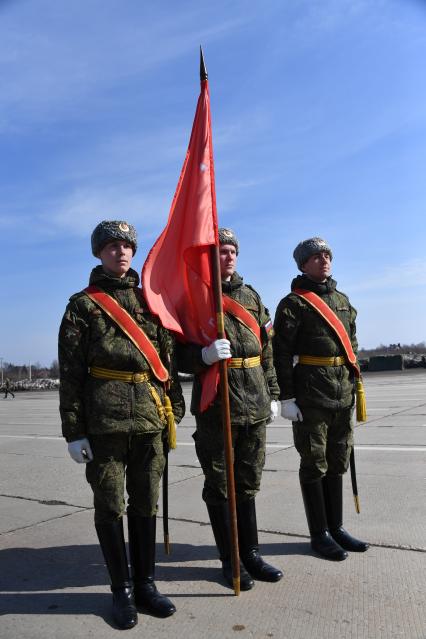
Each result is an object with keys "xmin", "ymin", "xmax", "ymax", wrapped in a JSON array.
[
  {"xmin": 59, "ymin": 221, "xmax": 185, "ymax": 629},
  {"xmin": 178, "ymin": 228, "xmax": 283, "ymax": 590},
  {"xmin": 273, "ymin": 237, "xmax": 369, "ymax": 561},
  {"xmin": 3, "ymin": 378, "xmax": 15, "ymax": 399}
]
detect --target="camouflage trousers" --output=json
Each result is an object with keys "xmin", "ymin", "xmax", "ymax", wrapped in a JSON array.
[
  {"xmin": 194, "ymin": 417, "xmax": 267, "ymax": 506},
  {"xmin": 292, "ymin": 406, "xmax": 354, "ymax": 483},
  {"xmin": 86, "ymin": 431, "xmax": 165, "ymax": 524}
]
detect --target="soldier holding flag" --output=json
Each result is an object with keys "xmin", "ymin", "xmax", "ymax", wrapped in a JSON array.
[
  {"xmin": 177, "ymin": 228, "xmax": 283, "ymax": 590},
  {"xmin": 273, "ymin": 237, "xmax": 369, "ymax": 561},
  {"xmin": 59, "ymin": 221, "xmax": 185, "ymax": 629}
]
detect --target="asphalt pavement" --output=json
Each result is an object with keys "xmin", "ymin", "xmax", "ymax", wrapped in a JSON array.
[{"xmin": 0, "ymin": 370, "xmax": 425, "ymax": 638}]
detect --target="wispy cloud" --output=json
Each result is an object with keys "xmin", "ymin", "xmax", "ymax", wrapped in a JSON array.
[
  {"xmin": 0, "ymin": 2, "xmax": 252, "ymax": 129},
  {"xmin": 38, "ymin": 187, "xmax": 172, "ymax": 239},
  {"xmin": 348, "ymin": 258, "xmax": 426, "ymax": 293}
]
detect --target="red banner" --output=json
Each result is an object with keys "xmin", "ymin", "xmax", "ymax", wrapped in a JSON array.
[{"xmin": 142, "ymin": 76, "xmax": 219, "ymax": 410}]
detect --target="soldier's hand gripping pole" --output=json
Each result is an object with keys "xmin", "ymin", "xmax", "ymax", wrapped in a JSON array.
[
  {"xmin": 350, "ymin": 447, "xmax": 360, "ymax": 514},
  {"xmin": 210, "ymin": 243, "xmax": 240, "ymax": 596}
]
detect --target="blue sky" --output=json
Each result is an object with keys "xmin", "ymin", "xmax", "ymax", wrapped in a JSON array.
[{"xmin": 1, "ymin": 0, "xmax": 425, "ymax": 366}]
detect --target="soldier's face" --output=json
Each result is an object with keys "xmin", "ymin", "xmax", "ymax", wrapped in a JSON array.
[
  {"xmin": 99, "ymin": 240, "xmax": 133, "ymax": 278},
  {"xmin": 219, "ymin": 244, "xmax": 237, "ymax": 281},
  {"xmin": 302, "ymin": 251, "xmax": 331, "ymax": 282}
]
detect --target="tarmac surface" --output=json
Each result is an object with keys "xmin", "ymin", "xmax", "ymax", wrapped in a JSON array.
[{"xmin": 0, "ymin": 369, "xmax": 425, "ymax": 639}]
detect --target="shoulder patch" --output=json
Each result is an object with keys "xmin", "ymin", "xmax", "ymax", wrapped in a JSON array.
[
  {"xmin": 262, "ymin": 318, "xmax": 274, "ymax": 340},
  {"xmin": 263, "ymin": 318, "xmax": 273, "ymax": 334},
  {"xmin": 261, "ymin": 317, "xmax": 274, "ymax": 342}
]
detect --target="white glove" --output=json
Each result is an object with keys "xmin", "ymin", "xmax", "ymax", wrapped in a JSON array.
[
  {"xmin": 281, "ymin": 399, "xmax": 303, "ymax": 422},
  {"xmin": 67, "ymin": 438, "xmax": 93, "ymax": 463},
  {"xmin": 270, "ymin": 400, "xmax": 279, "ymax": 421},
  {"xmin": 202, "ymin": 339, "xmax": 232, "ymax": 365}
]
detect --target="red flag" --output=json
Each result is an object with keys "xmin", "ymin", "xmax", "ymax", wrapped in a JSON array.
[{"xmin": 142, "ymin": 70, "xmax": 219, "ymax": 410}]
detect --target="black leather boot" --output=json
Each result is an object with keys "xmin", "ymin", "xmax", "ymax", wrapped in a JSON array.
[
  {"xmin": 237, "ymin": 499, "xmax": 283, "ymax": 582},
  {"xmin": 95, "ymin": 519, "xmax": 138, "ymax": 629},
  {"xmin": 206, "ymin": 502, "xmax": 254, "ymax": 591},
  {"xmin": 128, "ymin": 515, "xmax": 176, "ymax": 617},
  {"xmin": 323, "ymin": 474, "xmax": 369, "ymax": 552},
  {"xmin": 300, "ymin": 480, "xmax": 348, "ymax": 561}
]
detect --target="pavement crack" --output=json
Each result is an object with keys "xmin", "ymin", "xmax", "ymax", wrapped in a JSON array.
[
  {"xmin": 0, "ymin": 493, "xmax": 87, "ymax": 509},
  {"xmin": 160, "ymin": 517, "xmax": 426, "ymax": 553},
  {"xmin": 0, "ymin": 507, "xmax": 92, "ymax": 536},
  {"xmin": 266, "ymin": 446, "xmax": 295, "ymax": 456},
  {"xmin": 175, "ymin": 464, "xmax": 202, "ymax": 469},
  {"xmin": 260, "ymin": 527, "xmax": 426, "ymax": 552},
  {"xmin": 358, "ymin": 401, "xmax": 426, "ymax": 426},
  {"xmin": 168, "ymin": 471, "xmax": 205, "ymax": 486}
]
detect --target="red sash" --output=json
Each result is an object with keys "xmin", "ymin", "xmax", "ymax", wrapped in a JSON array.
[
  {"xmin": 84, "ymin": 286, "xmax": 169, "ymax": 383},
  {"xmin": 223, "ymin": 295, "xmax": 262, "ymax": 349},
  {"xmin": 293, "ymin": 288, "xmax": 360, "ymax": 378}
]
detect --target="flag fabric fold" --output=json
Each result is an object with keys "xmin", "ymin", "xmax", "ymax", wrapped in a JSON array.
[{"xmin": 142, "ymin": 77, "xmax": 220, "ymax": 410}]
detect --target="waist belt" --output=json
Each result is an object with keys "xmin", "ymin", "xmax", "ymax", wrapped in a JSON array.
[
  {"xmin": 228, "ymin": 356, "xmax": 261, "ymax": 369},
  {"xmin": 89, "ymin": 366, "xmax": 151, "ymax": 383},
  {"xmin": 298, "ymin": 355, "xmax": 346, "ymax": 367},
  {"xmin": 88, "ymin": 365, "xmax": 176, "ymax": 449}
]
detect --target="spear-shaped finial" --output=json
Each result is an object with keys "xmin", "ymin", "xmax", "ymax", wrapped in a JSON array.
[{"xmin": 200, "ymin": 46, "xmax": 208, "ymax": 82}]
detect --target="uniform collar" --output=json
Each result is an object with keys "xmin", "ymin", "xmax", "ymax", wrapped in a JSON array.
[
  {"xmin": 291, "ymin": 274, "xmax": 337, "ymax": 295},
  {"xmin": 89, "ymin": 265, "xmax": 140, "ymax": 291},
  {"xmin": 222, "ymin": 271, "xmax": 243, "ymax": 294}
]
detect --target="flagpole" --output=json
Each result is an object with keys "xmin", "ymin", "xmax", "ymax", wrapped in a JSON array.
[
  {"xmin": 211, "ymin": 244, "xmax": 241, "ymax": 597},
  {"xmin": 201, "ymin": 47, "xmax": 241, "ymax": 597}
]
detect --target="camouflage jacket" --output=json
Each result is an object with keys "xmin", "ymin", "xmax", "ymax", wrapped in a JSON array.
[
  {"xmin": 178, "ymin": 272, "xmax": 280, "ymax": 425},
  {"xmin": 59, "ymin": 266, "xmax": 185, "ymax": 442},
  {"xmin": 273, "ymin": 275, "xmax": 358, "ymax": 410}
]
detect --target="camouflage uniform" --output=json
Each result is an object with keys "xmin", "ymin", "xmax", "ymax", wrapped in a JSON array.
[
  {"xmin": 60, "ymin": 221, "xmax": 183, "ymax": 627},
  {"xmin": 178, "ymin": 270, "xmax": 283, "ymax": 588},
  {"xmin": 273, "ymin": 271, "xmax": 368, "ymax": 559},
  {"xmin": 179, "ymin": 272, "xmax": 279, "ymax": 504},
  {"xmin": 59, "ymin": 265, "xmax": 185, "ymax": 522},
  {"xmin": 273, "ymin": 273, "xmax": 357, "ymax": 482}
]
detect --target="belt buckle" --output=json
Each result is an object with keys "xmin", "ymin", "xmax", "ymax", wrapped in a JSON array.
[
  {"xmin": 242, "ymin": 357, "xmax": 250, "ymax": 368},
  {"xmin": 132, "ymin": 372, "xmax": 143, "ymax": 383}
]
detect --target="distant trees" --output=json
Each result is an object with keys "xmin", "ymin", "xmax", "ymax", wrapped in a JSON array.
[
  {"xmin": 1, "ymin": 360, "xmax": 60, "ymax": 382},
  {"xmin": 50, "ymin": 360, "xmax": 59, "ymax": 378}
]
